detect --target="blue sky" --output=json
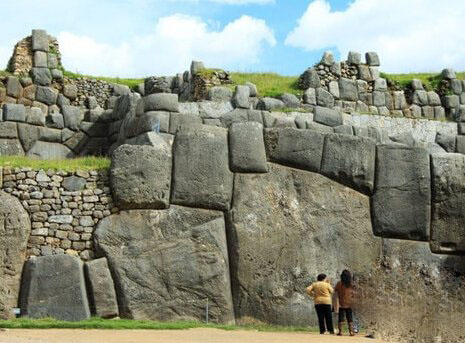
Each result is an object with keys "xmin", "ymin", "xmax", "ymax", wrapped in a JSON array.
[{"xmin": 1, "ymin": 0, "xmax": 465, "ymax": 77}]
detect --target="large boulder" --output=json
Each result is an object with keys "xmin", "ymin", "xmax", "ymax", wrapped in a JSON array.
[
  {"xmin": 62, "ymin": 105, "xmax": 84, "ymax": 131},
  {"xmin": 229, "ymin": 122, "xmax": 268, "ymax": 173},
  {"xmin": 0, "ymin": 139, "xmax": 25, "ymax": 156},
  {"xmin": 233, "ymin": 85, "xmax": 250, "ymax": 109},
  {"xmin": 264, "ymin": 128, "xmax": 325, "ymax": 173},
  {"xmin": 169, "ymin": 113, "xmax": 202, "ymax": 134},
  {"xmin": 19, "ymin": 255, "xmax": 90, "ymax": 321},
  {"xmin": 430, "ymin": 153, "xmax": 465, "ymax": 254},
  {"xmin": 94, "ymin": 207, "xmax": 235, "ymax": 323},
  {"xmin": 0, "ymin": 191, "xmax": 31, "ymax": 319},
  {"xmin": 85, "ymin": 258, "xmax": 119, "ymax": 318},
  {"xmin": 111, "ymin": 143, "xmax": 172, "ymax": 209},
  {"xmin": 313, "ymin": 106, "xmax": 343, "ymax": 127},
  {"xmin": 171, "ymin": 125, "xmax": 233, "ymax": 211},
  {"xmin": 144, "ymin": 93, "xmax": 179, "ymax": 112},
  {"xmin": 320, "ymin": 134, "xmax": 376, "ymax": 194},
  {"xmin": 371, "ymin": 146, "xmax": 431, "ymax": 241},
  {"xmin": 227, "ymin": 163, "xmax": 381, "ymax": 325}
]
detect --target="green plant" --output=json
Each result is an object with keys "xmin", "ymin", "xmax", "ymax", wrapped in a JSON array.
[{"xmin": 0, "ymin": 156, "xmax": 110, "ymax": 171}]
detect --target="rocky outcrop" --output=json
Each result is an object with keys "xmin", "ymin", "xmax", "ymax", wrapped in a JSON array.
[
  {"xmin": 94, "ymin": 207, "xmax": 235, "ymax": 323},
  {"xmin": 0, "ymin": 191, "xmax": 31, "ymax": 319},
  {"xmin": 227, "ymin": 163, "xmax": 381, "ymax": 325}
]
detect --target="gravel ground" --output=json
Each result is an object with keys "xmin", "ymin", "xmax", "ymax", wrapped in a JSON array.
[{"xmin": 0, "ymin": 328, "xmax": 388, "ymax": 343}]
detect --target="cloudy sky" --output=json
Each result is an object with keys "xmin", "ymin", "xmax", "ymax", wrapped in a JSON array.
[{"xmin": 1, "ymin": 0, "xmax": 464, "ymax": 77}]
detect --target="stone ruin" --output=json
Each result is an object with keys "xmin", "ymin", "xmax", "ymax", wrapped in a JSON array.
[{"xmin": 0, "ymin": 29, "xmax": 465, "ymax": 343}]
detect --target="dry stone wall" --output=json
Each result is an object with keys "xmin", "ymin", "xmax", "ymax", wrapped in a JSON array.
[{"xmin": 1, "ymin": 167, "xmax": 116, "ymax": 260}]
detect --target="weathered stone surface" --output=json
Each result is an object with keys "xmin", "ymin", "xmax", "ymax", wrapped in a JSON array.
[
  {"xmin": 27, "ymin": 141, "xmax": 75, "ymax": 159},
  {"xmin": 457, "ymin": 136, "xmax": 465, "ymax": 154},
  {"xmin": 0, "ymin": 191, "xmax": 31, "ymax": 319},
  {"xmin": 435, "ymin": 132, "xmax": 456, "ymax": 152},
  {"xmin": 208, "ymin": 86, "xmax": 233, "ymax": 102},
  {"xmin": 339, "ymin": 78, "xmax": 358, "ymax": 101},
  {"xmin": 313, "ymin": 106, "xmax": 343, "ymax": 127},
  {"xmin": 144, "ymin": 93, "xmax": 179, "ymax": 112},
  {"xmin": 372, "ymin": 146, "xmax": 431, "ymax": 241},
  {"xmin": 412, "ymin": 90, "xmax": 428, "ymax": 106},
  {"xmin": 172, "ymin": 125, "xmax": 233, "ymax": 211},
  {"xmin": 31, "ymin": 29, "xmax": 49, "ymax": 52},
  {"xmin": 6, "ymin": 76, "xmax": 22, "ymax": 98},
  {"xmin": 62, "ymin": 176, "xmax": 86, "ymax": 192},
  {"xmin": 264, "ymin": 128, "xmax": 325, "ymax": 172},
  {"xmin": 316, "ymin": 88, "xmax": 334, "ymax": 107},
  {"xmin": 257, "ymin": 98, "xmax": 285, "ymax": 111},
  {"xmin": 85, "ymin": 258, "xmax": 118, "ymax": 318},
  {"xmin": 347, "ymin": 51, "xmax": 361, "ymax": 64},
  {"xmin": 94, "ymin": 207, "xmax": 234, "ymax": 323},
  {"xmin": 233, "ymin": 85, "xmax": 250, "ymax": 109},
  {"xmin": 63, "ymin": 84, "xmax": 78, "ymax": 100},
  {"xmin": 35, "ymin": 86, "xmax": 58, "ymax": 105},
  {"xmin": 136, "ymin": 111, "xmax": 170, "ymax": 134},
  {"xmin": 169, "ymin": 113, "xmax": 202, "ymax": 134},
  {"xmin": 26, "ymin": 107, "xmax": 46, "ymax": 126},
  {"xmin": 320, "ymin": 51, "xmax": 334, "ymax": 65},
  {"xmin": 111, "ymin": 143, "xmax": 172, "ymax": 209},
  {"xmin": 31, "ymin": 68, "xmax": 52, "ymax": 86},
  {"xmin": 441, "ymin": 68, "xmax": 456, "ymax": 80},
  {"xmin": 430, "ymin": 153, "xmax": 465, "ymax": 254},
  {"xmin": 64, "ymin": 131, "xmax": 88, "ymax": 153},
  {"xmin": 3, "ymin": 103, "xmax": 26, "ymax": 122},
  {"xmin": 365, "ymin": 52, "xmax": 380, "ymax": 66},
  {"xmin": 46, "ymin": 113, "xmax": 64, "ymax": 129},
  {"xmin": 228, "ymin": 164, "xmax": 380, "ymax": 325},
  {"xmin": 0, "ymin": 139, "xmax": 25, "ymax": 156},
  {"xmin": 19, "ymin": 255, "xmax": 90, "ymax": 321},
  {"xmin": 0, "ymin": 122, "xmax": 18, "ymax": 139},
  {"xmin": 321, "ymin": 134, "xmax": 376, "ymax": 194},
  {"xmin": 229, "ymin": 122, "xmax": 268, "ymax": 173},
  {"xmin": 299, "ymin": 68, "xmax": 320, "ymax": 89},
  {"xmin": 245, "ymin": 82, "xmax": 258, "ymax": 97},
  {"xmin": 62, "ymin": 106, "xmax": 84, "ymax": 131},
  {"xmin": 279, "ymin": 93, "xmax": 300, "ymax": 108}
]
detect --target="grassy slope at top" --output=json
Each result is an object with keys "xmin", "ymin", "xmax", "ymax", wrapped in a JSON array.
[
  {"xmin": 0, "ymin": 318, "xmax": 319, "ymax": 332},
  {"xmin": 0, "ymin": 156, "xmax": 110, "ymax": 171},
  {"xmin": 229, "ymin": 72, "xmax": 300, "ymax": 97}
]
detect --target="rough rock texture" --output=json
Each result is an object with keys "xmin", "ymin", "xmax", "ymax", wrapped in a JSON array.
[
  {"xmin": 94, "ymin": 207, "xmax": 235, "ymax": 323},
  {"xmin": 264, "ymin": 128, "xmax": 325, "ymax": 173},
  {"xmin": 0, "ymin": 191, "xmax": 31, "ymax": 319},
  {"xmin": 171, "ymin": 125, "xmax": 233, "ymax": 211},
  {"xmin": 372, "ymin": 145, "xmax": 431, "ymax": 241},
  {"xmin": 321, "ymin": 134, "xmax": 376, "ymax": 194},
  {"xmin": 430, "ymin": 153, "xmax": 465, "ymax": 254},
  {"xmin": 111, "ymin": 143, "xmax": 172, "ymax": 209},
  {"xmin": 26, "ymin": 141, "xmax": 75, "ymax": 159},
  {"xmin": 229, "ymin": 122, "xmax": 268, "ymax": 173},
  {"xmin": 19, "ymin": 255, "xmax": 90, "ymax": 321},
  {"xmin": 227, "ymin": 163, "xmax": 380, "ymax": 325},
  {"xmin": 85, "ymin": 258, "xmax": 119, "ymax": 318}
]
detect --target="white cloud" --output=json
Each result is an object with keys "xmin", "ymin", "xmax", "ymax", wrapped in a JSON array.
[
  {"xmin": 59, "ymin": 14, "xmax": 275, "ymax": 77},
  {"xmin": 169, "ymin": 0, "xmax": 274, "ymax": 4},
  {"xmin": 285, "ymin": 0, "xmax": 465, "ymax": 73}
]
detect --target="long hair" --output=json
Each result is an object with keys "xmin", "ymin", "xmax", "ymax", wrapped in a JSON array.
[
  {"xmin": 317, "ymin": 273, "xmax": 327, "ymax": 281},
  {"xmin": 341, "ymin": 269, "xmax": 352, "ymax": 288}
]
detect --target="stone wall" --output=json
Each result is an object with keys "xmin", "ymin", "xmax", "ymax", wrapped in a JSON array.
[{"xmin": 1, "ymin": 167, "xmax": 116, "ymax": 260}]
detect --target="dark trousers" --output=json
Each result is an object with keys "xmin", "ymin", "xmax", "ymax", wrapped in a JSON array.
[{"xmin": 315, "ymin": 304, "xmax": 334, "ymax": 334}]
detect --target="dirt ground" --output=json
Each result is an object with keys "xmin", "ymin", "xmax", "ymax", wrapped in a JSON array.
[{"xmin": 0, "ymin": 328, "xmax": 390, "ymax": 343}]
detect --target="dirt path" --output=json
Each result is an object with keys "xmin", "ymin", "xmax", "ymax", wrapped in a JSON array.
[{"xmin": 0, "ymin": 328, "xmax": 388, "ymax": 343}]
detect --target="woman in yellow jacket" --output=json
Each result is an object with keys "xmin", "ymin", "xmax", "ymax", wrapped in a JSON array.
[{"xmin": 306, "ymin": 273, "xmax": 334, "ymax": 334}]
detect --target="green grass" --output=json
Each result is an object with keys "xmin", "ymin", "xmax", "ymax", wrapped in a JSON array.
[
  {"xmin": 63, "ymin": 70, "xmax": 144, "ymax": 89},
  {"xmin": 0, "ymin": 318, "xmax": 318, "ymax": 333},
  {"xmin": 230, "ymin": 72, "xmax": 299, "ymax": 97},
  {"xmin": 0, "ymin": 156, "xmax": 110, "ymax": 171},
  {"xmin": 381, "ymin": 71, "xmax": 465, "ymax": 91}
]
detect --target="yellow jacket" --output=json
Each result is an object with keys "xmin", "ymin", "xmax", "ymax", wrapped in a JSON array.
[{"xmin": 306, "ymin": 281, "xmax": 334, "ymax": 305}]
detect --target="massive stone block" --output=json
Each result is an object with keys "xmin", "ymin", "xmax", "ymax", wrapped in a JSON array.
[
  {"xmin": 0, "ymin": 139, "xmax": 25, "ymax": 156},
  {"xmin": 31, "ymin": 29, "xmax": 49, "ymax": 52},
  {"xmin": 229, "ymin": 122, "xmax": 268, "ymax": 173},
  {"xmin": 144, "ymin": 93, "xmax": 179, "ymax": 112},
  {"xmin": 321, "ymin": 134, "xmax": 376, "ymax": 194},
  {"xmin": 27, "ymin": 141, "xmax": 75, "ymax": 159},
  {"xmin": 171, "ymin": 125, "xmax": 233, "ymax": 211},
  {"xmin": 19, "ymin": 255, "xmax": 90, "ymax": 321},
  {"xmin": 264, "ymin": 128, "xmax": 325, "ymax": 173},
  {"xmin": 94, "ymin": 207, "xmax": 235, "ymax": 323},
  {"xmin": 62, "ymin": 105, "xmax": 84, "ymax": 131},
  {"xmin": 313, "ymin": 106, "xmax": 343, "ymax": 127},
  {"xmin": 85, "ymin": 258, "xmax": 119, "ymax": 318},
  {"xmin": 430, "ymin": 153, "xmax": 465, "ymax": 254},
  {"xmin": 227, "ymin": 164, "xmax": 380, "ymax": 325},
  {"xmin": 169, "ymin": 113, "xmax": 202, "ymax": 134},
  {"xmin": 372, "ymin": 145, "xmax": 431, "ymax": 241},
  {"xmin": 111, "ymin": 143, "xmax": 172, "ymax": 209},
  {"xmin": 0, "ymin": 191, "xmax": 31, "ymax": 319}
]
